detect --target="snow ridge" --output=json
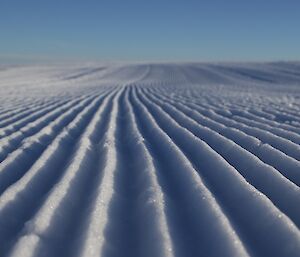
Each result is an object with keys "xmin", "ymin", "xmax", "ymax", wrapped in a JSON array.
[{"xmin": 0, "ymin": 63, "xmax": 300, "ymax": 257}]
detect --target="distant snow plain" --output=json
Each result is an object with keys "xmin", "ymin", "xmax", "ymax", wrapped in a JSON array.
[{"xmin": 0, "ymin": 62, "xmax": 300, "ymax": 257}]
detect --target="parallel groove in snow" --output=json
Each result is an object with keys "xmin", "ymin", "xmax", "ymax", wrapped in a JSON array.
[
  {"xmin": 79, "ymin": 88, "xmax": 121, "ymax": 257},
  {"xmin": 0, "ymin": 90, "xmax": 114, "ymax": 256},
  {"xmin": 99, "ymin": 88, "xmax": 174, "ymax": 257},
  {"xmin": 142, "ymin": 89, "xmax": 300, "ymax": 228},
  {"xmin": 150, "ymin": 87, "xmax": 300, "ymax": 183},
  {"xmin": 135, "ymin": 87, "xmax": 300, "ymax": 257},
  {"xmin": 0, "ymin": 63, "xmax": 299, "ymax": 257},
  {"xmin": 9, "ymin": 89, "xmax": 118, "ymax": 257},
  {"xmin": 0, "ymin": 95, "xmax": 97, "ymax": 163},
  {"xmin": 130, "ymin": 87, "xmax": 249, "ymax": 257},
  {"xmin": 0, "ymin": 94, "xmax": 98, "ymax": 195},
  {"xmin": 147, "ymin": 88, "xmax": 300, "ymax": 188}
]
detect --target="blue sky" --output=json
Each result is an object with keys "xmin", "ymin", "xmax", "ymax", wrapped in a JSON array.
[{"xmin": 0, "ymin": 0, "xmax": 299, "ymax": 62}]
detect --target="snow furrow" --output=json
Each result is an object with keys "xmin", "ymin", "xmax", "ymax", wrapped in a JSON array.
[
  {"xmin": 0, "ymin": 90, "xmax": 115, "ymax": 256},
  {"xmin": 0, "ymin": 93, "xmax": 102, "ymax": 195},
  {"xmin": 8, "ymin": 89, "xmax": 117, "ymax": 257},
  {"xmin": 1, "ymin": 63, "xmax": 300, "ymax": 257},
  {"xmin": 121, "ymin": 88, "xmax": 174, "ymax": 257},
  {"xmin": 88, "ymin": 87, "xmax": 175, "ymax": 257},
  {"xmin": 230, "ymin": 115, "xmax": 300, "ymax": 145},
  {"xmin": 147, "ymin": 89, "xmax": 300, "ymax": 187},
  {"xmin": 78, "ymin": 88, "xmax": 121, "ymax": 257},
  {"xmin": 143, "ymin": 89, "xmax": 300, "ymax": 228},
  {"xmin": 0, "ymin": 95, "xmax": 97, "ymax": 163},
  {"xmin": 136, "ymin": 87, "xmax": 300, "ymax": 257},
  {"xmin": 0, "ymin": 96, "xmax": 82, "ymax": 139},
  {"xmin": 130, "ymin": 87, "xmax": 249, "ymax": 257},
  {"xmin": 166, "ymin": 95, "xmax": 300, "ymax": 161},
  {"xmin": 0, "ymin": 99, "xmax": 60, "ymax": 125},
  {"xmin": 0, "ymin": 95, "xmax": 71, "ymax": 124},
  {"xmin": 226, "ymin": 109, "xmax": 300, "ymax": 135}
]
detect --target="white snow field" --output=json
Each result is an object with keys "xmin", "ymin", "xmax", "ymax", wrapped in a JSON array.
[{"xmin": 0, "ymin": 62, "xmax": 300, "ymax": 257}]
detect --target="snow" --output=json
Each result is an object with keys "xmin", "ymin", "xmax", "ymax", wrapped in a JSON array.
[{"xmin": 0, "ymin": 62, "xmax": 300, "ymax": 257}]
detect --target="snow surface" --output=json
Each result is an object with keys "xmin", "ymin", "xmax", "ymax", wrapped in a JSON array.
[{"xmin": 0, "ymin": 62, "xmax": 300, "ymax": 257}]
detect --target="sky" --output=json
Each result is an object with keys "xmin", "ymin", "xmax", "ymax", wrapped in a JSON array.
[{"xmin": 0, "ymin": 0, "xmax": 299, "ymax": 62}]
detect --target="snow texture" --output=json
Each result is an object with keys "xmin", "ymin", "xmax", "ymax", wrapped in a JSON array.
[{"xmin": 0, "ymin": 62, "xmax": 300, "ymax": 257}]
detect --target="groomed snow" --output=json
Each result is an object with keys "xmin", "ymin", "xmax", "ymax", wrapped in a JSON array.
[{"xmin": 0, "ymin": 62, "xmax": 300, "ymax": 257}]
